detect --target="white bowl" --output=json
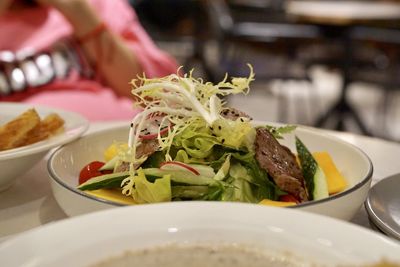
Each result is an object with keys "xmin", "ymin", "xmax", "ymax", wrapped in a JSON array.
[
  {"xmin": 0, "ymin": 202, "xmax": 399, "ymax": 267},
  {"xmin": 0, "ymin": 103, "xmax": 89, "ymax": 191},
  {"xmin": 48, "ymin": 123, "xmax": 373, "ymax": 220}
]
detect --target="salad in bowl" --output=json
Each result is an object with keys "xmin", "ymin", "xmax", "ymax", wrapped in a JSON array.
[{"xmin": 76, "ymin": 66, "xmax": 349, "ymax": 206}]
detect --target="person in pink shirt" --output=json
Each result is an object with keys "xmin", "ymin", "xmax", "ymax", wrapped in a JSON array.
[{"xmin": 0, "ymin": 0, "xmax": 178, "ymax": 120}]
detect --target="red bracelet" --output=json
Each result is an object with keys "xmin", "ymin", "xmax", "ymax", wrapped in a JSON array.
[{"xmin": 77, "ymin": 22, "xmax": 108, "ymax": 44}]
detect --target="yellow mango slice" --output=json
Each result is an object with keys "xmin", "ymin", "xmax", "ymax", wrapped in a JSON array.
[
  {"xmin": 104, "ymin": 143, "xmax": 128, "ymax": 162},
  {"xmin": 86, "ymin": 189, "xmax": 136, "ymax": 205},
  {"xmin": 259, "ymin": 199, "xmax": 296, "ymax": 207},
  {"xmin": 313, "ymin": 152, "xmax": 347, "ymax": 194}
]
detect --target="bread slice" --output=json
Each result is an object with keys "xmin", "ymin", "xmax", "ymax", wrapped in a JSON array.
[
  {"xmin": 0, "ymin": 109, "xmax": 41, "ymax": 151},
  {"xmin": 19, "ymin": 113, "xmax": 65, "ymax": 146},
  {"xmin": 0, "ymin": 109, "xmax": 65, "ymax": 151}
]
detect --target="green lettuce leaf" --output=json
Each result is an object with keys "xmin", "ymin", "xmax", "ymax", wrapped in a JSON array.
[
  {"xmin": 210, "ymin": 151, "xmax": 285, "ymax": 201},
  {"xmin": 132, "ymin": 169, "xmax": 172, "ymax": 204},
  {"xmin": 210, "ymin": 118, "xmax": 256, "ymax": 151},
  {"xmin": 213, "ymin": 154, "xmax": 231, "ymax": 181},
  {"xmin": 220, "ymin": 163, "xmax": 257, "ymax": 202},
  {"xmin": 263, "ymin": 125, "xmax": 297, "ymax": 139},
  {"xmin": 172, "ymin": 119, "xmax": 256, "ymax": 162}
]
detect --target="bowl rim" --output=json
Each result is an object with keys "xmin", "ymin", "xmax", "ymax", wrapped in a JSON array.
[
  {"xmin": 2, "ymin": 201, "xmax": 400, "ymax": 267},
  {"xmin": 364, "ymin": 173, "xmax": 400, "ymax": 240},
  {"xmin": 48, "ymin": 123, "xmax": 373, "ymax": 209},
  {"xmin": 0, "ymin": 103, "xmax": 89, "ymax": 160}
]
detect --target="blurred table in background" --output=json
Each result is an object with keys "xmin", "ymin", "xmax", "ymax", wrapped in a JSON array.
[
  {"xmin": 286, "ymin": 1, "xmax": 400, "ymax": 136},
  {"xmin": 286, "ymin": 1, "xmax": 400, "ymax": 25}
]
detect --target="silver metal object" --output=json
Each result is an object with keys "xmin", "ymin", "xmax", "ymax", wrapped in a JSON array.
[{"xmin": 365, "ymin": 173, "xmax": 400, "ymax": 240}]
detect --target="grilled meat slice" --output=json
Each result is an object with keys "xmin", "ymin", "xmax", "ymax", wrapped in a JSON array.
[
  {"xmin": 220, "ymin": 108, "xmax": 252, "ymax": 121},
  {"xmin": 136, "ymin": 139, "xmax": 160, "ymax": 159},
  {"xmin": 115, "ymin": 139, "xmax": 159, "ymax": 172},
  {"xmin": 255, "ymin": 128, "xmax": 308, "ymax": 202}
]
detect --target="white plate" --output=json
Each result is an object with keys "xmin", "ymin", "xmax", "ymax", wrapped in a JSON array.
[
  {"xmin": 365, "ymin": 173, "xmax": 400, "ymax": 240},
  {"xmin": 0, "ymin": 202, "xmax": 399, "ymax": 267},
  {"xmin": 0, "ymin": 102, "xmax": 89, "ymax": 190},
  {"xmin": 48, "ymin": 123, "xmax": 373, "ymax": 220}
]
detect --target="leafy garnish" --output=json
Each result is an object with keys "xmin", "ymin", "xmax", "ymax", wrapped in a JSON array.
[{"xmin": 264, "ymin": 125, "xmax": 297, "ymax": 139}]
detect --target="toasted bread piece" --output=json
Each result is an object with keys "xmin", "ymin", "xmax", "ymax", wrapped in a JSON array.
[
  {"xmin": 19, "ymin": 113, "xmax": 65, "ymax": 146},
  {"xmin": 0, "ymin": 109, "xmax": 41, "ymax": 151}
]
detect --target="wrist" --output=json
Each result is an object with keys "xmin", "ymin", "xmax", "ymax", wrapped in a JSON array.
[
  {"xmin": 77, "ymin": 22, "xmax": 108, "ymax": 44},
  {"xmin": 57, "ymin": 1, "xmax": 102, "ymax": 36}
]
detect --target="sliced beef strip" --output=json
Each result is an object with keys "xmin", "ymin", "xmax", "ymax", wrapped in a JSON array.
[
  {"xmin": 220, "ymin": 108, "xmax": 252, "ymax": 121},
  {"xmin": 255, "ymin": 128, "xmax": 308, "ymax": 202},
  {"xmin": 115, "ymin": 139, "xmax": 159, "ymax": 172},
  {"xmin": 136, "ymin": 139, "xmax": 160, "ymax": 158}
]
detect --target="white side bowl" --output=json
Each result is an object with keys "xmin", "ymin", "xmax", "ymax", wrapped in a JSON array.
[
  {"xmin": 48, "ymin": 123, "xmax": 373, "ymax": 220},
  {"xmin": 0, "ymin": 202, "xmax": 399, "ymax": 267},
  {"xmin": 0, "ymin": 103, "xmax": 89, "ymax": 191}
]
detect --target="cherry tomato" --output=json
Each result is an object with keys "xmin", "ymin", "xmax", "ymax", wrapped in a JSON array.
[
  {"xmin": 279, "ymin": 194, "xmax": 300, "ymax": 204},
  {"xmin": 79, "ymin": 161, "xmax": 106, "ymax": 185}
]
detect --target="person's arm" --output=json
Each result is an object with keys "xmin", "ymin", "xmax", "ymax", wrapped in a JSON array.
[
  {"xmin": 38, "ymin": 0, "xmax": 143, "ymax": 98},
  {"xmin": 0, "ymin": 0, "xmax": 13, "ymax": 16}
]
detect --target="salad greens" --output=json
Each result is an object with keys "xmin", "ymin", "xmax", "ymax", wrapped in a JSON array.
[{"xmin": 78, "ymin": 66, "xmax": 301, "ymax": 204}]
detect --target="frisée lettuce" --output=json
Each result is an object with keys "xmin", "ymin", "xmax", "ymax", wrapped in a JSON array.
[
  {"xmin": 120, "ymin": 65, "xmax": 258, "ymax": 198},
  {"xmin": 77, "ymin": 66, "xmax": 343, "ymax": 205}
]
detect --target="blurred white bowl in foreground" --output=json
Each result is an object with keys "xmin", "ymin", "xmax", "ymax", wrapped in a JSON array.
[{"xmin": 0, "ymin": 202, "xmax": 399, "ymax": 267}]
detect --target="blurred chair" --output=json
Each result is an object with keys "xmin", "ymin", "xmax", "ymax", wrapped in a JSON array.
[
  {"xmin": 131, "ymin": 0, "xmax": 219, "ymax": 82},
  {"xmin": 349, "ymin": 26, "xmax": 400, "ymax": 138},
  {"xmin": 293, "ymin": 25, "xmax": 400, "ymax": 136},
  {"xmin": 199, "ymin": 0, "xmax": 323, "ymax": 123}
]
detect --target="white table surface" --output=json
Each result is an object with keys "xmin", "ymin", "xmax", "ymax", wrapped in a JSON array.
[
  {"xmin": 1, "ymin": 121, "xmax": 399, "ymax": 242},
  {"xmin": 286, "ymin": 0, "xmax": 400, "ymax": 24}
]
